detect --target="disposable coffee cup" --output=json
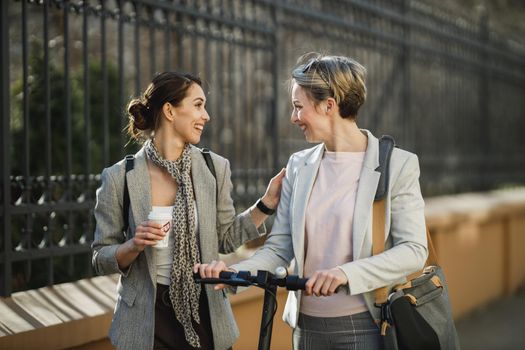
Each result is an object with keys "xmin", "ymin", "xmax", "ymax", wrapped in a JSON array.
[{"xmin": 148, "ymin": 208, "xmax": 171, "ymax": 249}]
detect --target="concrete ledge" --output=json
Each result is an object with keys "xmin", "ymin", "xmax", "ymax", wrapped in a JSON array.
[
  {"xmin": 0, "ymin": 314, "xmax": 112, "ymax": 349},
  {"xmin": 0, "ymin": 275, "xmax": 118, "ymax": 350},
  {"xmin": 0, "ymin": 274, "xmax": 291, "ymax": 350},
  {"xmin": 425, "ymin": 188, "xmax": 525, "ymax": 318}
]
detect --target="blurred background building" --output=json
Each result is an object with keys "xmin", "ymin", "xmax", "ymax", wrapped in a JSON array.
[{"xmin": 1, "ymin": 0, "xmax": 525, "ymax": 349}]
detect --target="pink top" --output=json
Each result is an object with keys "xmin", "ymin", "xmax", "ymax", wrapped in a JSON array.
[{"xmin": 301, "ymin": 150, "xmax": 368, "ymax": 317}]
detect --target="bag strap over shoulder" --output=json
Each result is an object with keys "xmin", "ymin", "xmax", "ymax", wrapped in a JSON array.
[
  {"xmin": 372, "ymin": 135, "xmax": 395, "ymax": 259},
  {"xmin": 123, "ymin": 154, "xmax": 135, "ymax": 235},
  {"xmin": 372, "ymin": 136, "xmax": 438, "ymax": 305},
  {"xmin": 374, "ymin": 135, "xmax": 395, "ymax": 201},
  {"xmin": 201, "ymin": 148, "xmax": 216, "ymax": 180},
  {"xmin": 372, "ymin": 135, "xmax": 395, "ymax": 304},
  {"xmin": 201, "ymin": 148, "xmax": 217, "ymax": 200}
]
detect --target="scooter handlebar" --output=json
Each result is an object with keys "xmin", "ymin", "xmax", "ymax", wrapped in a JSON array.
[
  {"xmin": 281, "ymin": 275, "xmax": 308, "ymax": 291},
  {"xmin": 194, "ymin": 269, "xmax": 308, "ymax": 291}
]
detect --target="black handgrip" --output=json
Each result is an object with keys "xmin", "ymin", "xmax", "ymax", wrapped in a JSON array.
[
  {"xmin": 285, "ymin": 275, "xmax": 308, "ymax": 291},
  {"xmin": 218, "ymin": 270, "xmax": 235, "ymax": 279},
  {"xmin": 285, "ymin": 276, "xmax": 344, "ymax": 293},
  {"xmin": 219, "ymin": 270, "xmax": 252, "ymax": 280},
  {"xmin": 195, "ymin": 270, "xmax": 250, "ymax": 280},
  {"xmin": 194, "ymin": 270, "xmax": 254, "ymax": 287}
]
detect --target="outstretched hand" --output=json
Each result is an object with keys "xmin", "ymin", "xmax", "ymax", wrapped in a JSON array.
[{"xmin": 261, "ymin": 168, "xmax": 286, "ymax": 210}]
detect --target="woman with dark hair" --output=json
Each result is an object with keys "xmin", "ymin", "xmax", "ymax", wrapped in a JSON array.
[
  {"xmin": 92, "ymin": 71, "xmax": 284, "ymax": 350},
  {"xmin": 196, "ymin": 54, "xmax": 428, "ymax": 350}
]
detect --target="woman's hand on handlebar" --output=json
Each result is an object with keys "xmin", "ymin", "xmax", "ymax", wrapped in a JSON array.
[
  {"xmin": 305, "ymin": 267, "xmax": 348, "ymax": 297},
  {"xmin": 193, "ymin": 260, "xmax": 231, "ymax": 290}
]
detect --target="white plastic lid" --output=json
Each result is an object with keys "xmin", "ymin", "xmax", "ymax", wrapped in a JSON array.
[
  {"xmin": 151, "ymin": 206, "xmax": 173, "ymax": 213},
  {"xmin": 148, "ymin": 207, "xmax": 172, "ymax": 220}
]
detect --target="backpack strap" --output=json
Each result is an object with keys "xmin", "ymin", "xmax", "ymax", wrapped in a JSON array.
[
  {"xmin": 201, "ymin": 148, "xmax": 216, "ymax": 180},
  {"xmin": 201, "ymin": 148, "xmax": 218, "ymax": 203},
  {"xmin": 123, "ymin": 154, "xmax": 135, "ymax": 236}
]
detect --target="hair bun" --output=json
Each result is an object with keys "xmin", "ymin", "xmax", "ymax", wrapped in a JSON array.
[{"xmin": 128, "ymin": 99, "xmax": 152, "ymax": 130}]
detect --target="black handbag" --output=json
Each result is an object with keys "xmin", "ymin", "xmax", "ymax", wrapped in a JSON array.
[
  {"xmin": 372, "ymin": 136, "xmax": 460, "ymax": 350},
  {"xmin": 372, "ymin": 211, "xmax": 460, "ymax": 350}
]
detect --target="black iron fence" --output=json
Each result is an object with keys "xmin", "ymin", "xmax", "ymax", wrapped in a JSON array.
[{"xmin": 1, "ymin": 0, "xmax": 524, "ymax": 296}]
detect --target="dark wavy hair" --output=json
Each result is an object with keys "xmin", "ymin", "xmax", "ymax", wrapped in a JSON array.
[{"xmin": 126, "ymin": 72, "xmax": 202, "ymax": 142}]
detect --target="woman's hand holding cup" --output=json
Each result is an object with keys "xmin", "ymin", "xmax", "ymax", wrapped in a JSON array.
[
  {"xmin": 132, "ymin": 219, "xmax": 168, "ymax": 252},
  {"xmin": 146, "ymin": 208, "xmax": 171, "ymax": 249}
]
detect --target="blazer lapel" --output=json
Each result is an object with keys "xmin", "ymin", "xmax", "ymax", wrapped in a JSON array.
[
  {"xmin": 352, "ymin": 130, "xmax": 381, "ymax": 260},
  {"xmin": 291, "ymin": 144, "xmax": 324, "ymax": 276},
  {"xmin": 190, "ymin": 146, "xmax": 216, "ymax": 263},
  {"xmin": 126, "ymin": 148, "xmax": 156, "ymax": 285}
]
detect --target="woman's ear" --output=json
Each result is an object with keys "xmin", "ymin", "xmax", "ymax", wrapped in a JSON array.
[
  {"xmin": 162, "ymin": 102, "xmax": 174, "ymax": 122},
  {"xmin": 325, "ymin": 97, "xmax": 337, "ymax": 116}
]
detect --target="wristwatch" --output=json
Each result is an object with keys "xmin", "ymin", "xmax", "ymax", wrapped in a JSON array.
[{"xmin": 256, "ymin": 198, "xmax": 276, "ymax": 215}]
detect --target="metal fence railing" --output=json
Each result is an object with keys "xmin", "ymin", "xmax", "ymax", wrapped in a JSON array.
[{"xmin": 1, "ymin": 0, "xmax": 524, "ymax": 296}]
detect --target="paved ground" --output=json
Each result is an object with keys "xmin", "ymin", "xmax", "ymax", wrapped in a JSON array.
[{"xmin": 456, "ymin": 288, "xmax": 525, "ymax": 350}]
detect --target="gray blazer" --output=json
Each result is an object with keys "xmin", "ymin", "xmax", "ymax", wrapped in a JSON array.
[
  {"xmin": 92, "ymin": 145, "xmax": 265, "ymax": 350},
  {"xmin": 232, "ymin": 130, "xmax": 428, "ymax": 326}
]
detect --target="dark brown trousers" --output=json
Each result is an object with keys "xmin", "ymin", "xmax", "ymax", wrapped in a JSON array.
[{"xmin": 154, "ymin": 284, "xmax": 215, "ymax": 350}]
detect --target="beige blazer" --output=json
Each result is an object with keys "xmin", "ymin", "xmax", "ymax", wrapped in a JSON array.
[
  {"xmin": 232, "ymin": 130, "xmax": 428, "ymax": 326},
  {"xmin": 92, "ymin": 145, "xmax": 265, "ymax": 350}
]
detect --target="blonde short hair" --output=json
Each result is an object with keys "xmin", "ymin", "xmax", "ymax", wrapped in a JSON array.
[{"xmin": 291, "ymin": 53, "xmax": 367, "ymax": 119}]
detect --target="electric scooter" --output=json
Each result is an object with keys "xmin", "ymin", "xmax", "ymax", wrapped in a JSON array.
[{"xmin": 194, "ymin": 267, "xmax": 307, "ymax": 350}]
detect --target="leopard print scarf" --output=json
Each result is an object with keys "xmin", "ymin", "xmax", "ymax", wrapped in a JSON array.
[{"xmin": 145, "ymin": 139, "xmax": 202, "ymax": 348}]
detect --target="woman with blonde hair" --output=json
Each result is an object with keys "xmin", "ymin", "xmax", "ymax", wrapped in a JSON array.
[
  {"xmin": 92, "ymin": 71, "xmax": 284, "ymax": 349},
  {"xmin": 196, "ymin": 54, "xmax": 428, "ymax": 350}
]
